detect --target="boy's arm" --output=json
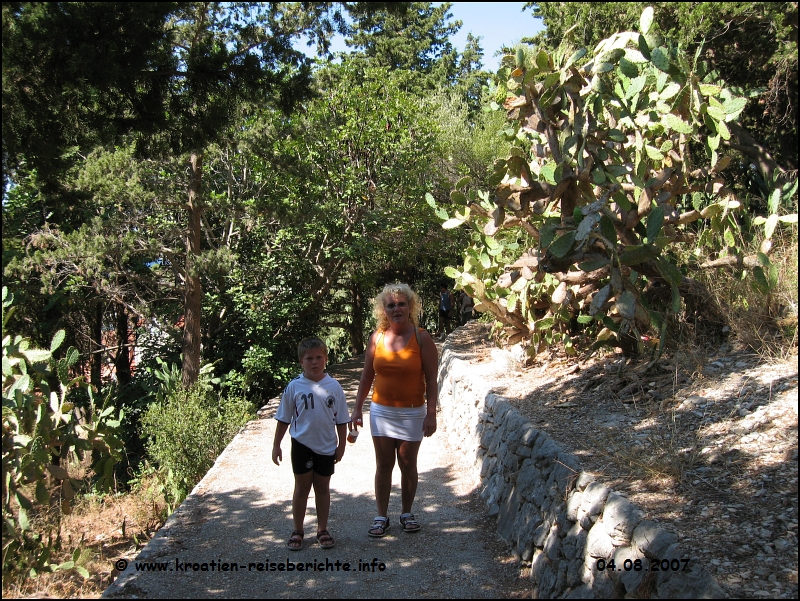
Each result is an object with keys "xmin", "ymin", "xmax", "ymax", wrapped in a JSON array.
[
  {"xmin": 334, "ymin": 422, "xmax": 348, "ymax": 463},
  {"xmin": 272, "ymin": 420, "xmax": 289, "ymax": 465},
  {"xmin": 273, "ymin": 384, "xmax": 295, "ymax": 465}
]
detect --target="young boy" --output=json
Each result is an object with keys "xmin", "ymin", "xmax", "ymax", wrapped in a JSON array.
[{"xmin": 272, "ymin": 337, "xmax": 349, "ymax": 551}]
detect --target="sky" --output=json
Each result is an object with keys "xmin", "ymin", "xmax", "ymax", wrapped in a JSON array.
[
  {"xmin": 304, "ymin": 2, "xmax": 545, "ymax": 72},
  {"xmin": 448, "ymin": 2, "xmax": 545, "ymax": 70}
]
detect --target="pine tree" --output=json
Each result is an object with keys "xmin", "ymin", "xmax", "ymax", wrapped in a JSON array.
[{"xmin": 345, "ymin": 2, "xmax": 462, "ymax": 93}]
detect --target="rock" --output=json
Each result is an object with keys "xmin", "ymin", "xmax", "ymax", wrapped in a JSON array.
[
  {"xmin": 575, "ymin": 472, "xmax": 594, "ymax": 490},
  {"xmin": 655, "ymin": 563, "xmax": 728, "ymax": 598},
  {"xmin": 684, "ymin": 395, "xmax": 706, "ymax": 408},
  {"xmin": 497, "ymin": 485, "xmax": 521, "ymax": 542},
  {"xmin": 602, "ymin": 492, "xmax": 643, "ymax": 545},
  {"xmin": 522, "ymin": 426, "xmax": 539, "ymax": 446},
  {"xmin": 632, "ymin": 520, "xmax": 677, "ymax": 558},
  {"xmin": 543, "ymin": 521, "xmax": 562, "ymax": 561},
  {"xmin": 613, "ymin": 546, "xmax": 647, "ymax": 594},
  {"xmin": 586, "ymin": 521, "xmax": 615, "ymax": 559},
  {"xmin": 581, "ymin": 554, "xmax": 619, "ymax": 598},
  {"xmin": 530, "ymin": 550, "xmax": 558, "ymax": 598},
  {"xmin": 515, "ymin": 459, "xmax": 539, "ymax": 496},
  {"xmin": 566, "ymin": 490, "xmax": 583, "ymax": 521},
  {"xmin": 578, "ymin": 482, "xmax": 610, "ymax": 530},
  {"xmin": 562, "ymin": 522, "xmax": 587, "ymax": 561},
  {"xmin": 437, "ymin": 324, "xmax": 798, "ymax": 600},
  {"xmin": 564, "ymin": 584, "xmax": 594, "ymax": 599},
  {"xmin": 533, "ymin": 436, "xmax": 560, "ymax": 462},
  {"xmin": 774, "ymin": 538, "xmax": 792, "ymax": 552}
]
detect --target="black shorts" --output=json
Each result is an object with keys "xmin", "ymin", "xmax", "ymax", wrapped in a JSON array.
[{"xmin": 290, "ymin": 438, "xmax": 335, "ymax": 477}]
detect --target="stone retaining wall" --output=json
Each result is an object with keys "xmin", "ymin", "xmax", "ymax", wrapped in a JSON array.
[{"xmin": 437, "ymin": 336, "xmax": 725, "ymax": 599}]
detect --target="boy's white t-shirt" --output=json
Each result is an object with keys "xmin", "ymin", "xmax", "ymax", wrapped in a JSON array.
[{"xmin": 275, "ymin": 373, "xmax": 349, "ymax": 455}]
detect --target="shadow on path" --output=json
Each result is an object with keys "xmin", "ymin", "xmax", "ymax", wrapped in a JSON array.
[{"xmin": 103, "ymin": 353, "xmax": 520, "ymax": 599}]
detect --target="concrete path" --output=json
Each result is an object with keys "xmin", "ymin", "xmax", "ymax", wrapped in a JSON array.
[{"xmin": 103, "ymin": 355, "xmax": 521, "ymax": 598}]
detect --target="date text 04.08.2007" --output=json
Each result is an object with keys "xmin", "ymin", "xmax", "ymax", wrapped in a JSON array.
[{"xmin": 596, "ymin": 558, "xmax": 691, "ymax": 572}]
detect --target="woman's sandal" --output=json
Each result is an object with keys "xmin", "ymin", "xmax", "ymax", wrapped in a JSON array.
[
  {"xmin": 368, "ymin": 516, "xmax": 390, "ymax": 538},
  {"xmin": 317, "ymin": 530, "xmax": 335, "ymax": 549},
  {"xmin": 286, "ymin": 531, "xmax": 304, "ymax": 551},
  {"xmin": 400, "ymin": 513, "xmax": 420, "ymax": 533}
]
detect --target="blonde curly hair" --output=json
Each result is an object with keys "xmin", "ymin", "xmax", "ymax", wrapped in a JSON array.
[{"xmin": 372, "ymin": 283, "xmax": 422, "ymax": 331}]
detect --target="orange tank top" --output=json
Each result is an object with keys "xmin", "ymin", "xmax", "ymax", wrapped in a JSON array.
[{"xmin": 372, "ymin": 329, "xmax": 426, "ymax": 408}]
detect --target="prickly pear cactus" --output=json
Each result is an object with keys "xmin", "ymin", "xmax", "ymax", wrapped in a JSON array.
[{"xmin": 431, "ymin": 7, "xmax": 795, "ymax": 358}]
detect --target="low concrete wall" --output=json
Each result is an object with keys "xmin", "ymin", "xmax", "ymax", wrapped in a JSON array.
[{"xmin": 437, "ymin": 332, "xmax": 725, "ymax": 599}]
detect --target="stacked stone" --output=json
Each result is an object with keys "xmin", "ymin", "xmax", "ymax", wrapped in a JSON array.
[{"xmin": 437, "ymin": 338, "xmax": 725, "ymax": 599}]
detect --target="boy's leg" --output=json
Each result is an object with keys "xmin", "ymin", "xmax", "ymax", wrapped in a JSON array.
[
  {"xmin": 312, "ymin": 473, "xmax": 332, "ymax": 532},
  {"xmin": 292, "ymin": 471, "xmax": 314, "ymax": 533}
]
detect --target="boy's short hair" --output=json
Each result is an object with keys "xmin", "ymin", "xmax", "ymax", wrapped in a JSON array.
[{"xmin": 297, "ymin": 337, "xmax": 327, "ymax": 361}]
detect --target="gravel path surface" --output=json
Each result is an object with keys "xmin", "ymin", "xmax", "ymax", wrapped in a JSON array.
[{"xmin": 103, "ymin": 356, "xmax": 523, "ymax": 599}]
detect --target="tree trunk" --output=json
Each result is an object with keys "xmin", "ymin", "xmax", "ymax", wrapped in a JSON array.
[
  {"xmin": 114, "ymin": 304, "xmax": 132, "ymax": 387},
  {"xmin": 350, "ymin": 282, "xmax": 365, "ymax": 355},
  {"xmin": 90, "ymin": 302, "xmax": 103, "ymax": 391},
  {"xmin": 182, "ymin": 151, "xmax": 203, "ymax": 388}
]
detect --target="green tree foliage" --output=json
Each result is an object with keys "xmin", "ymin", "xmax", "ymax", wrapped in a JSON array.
[
  {"xmin": 2, "ymin": 2, "xmax": 396, "ymax": 387},
  {"xmin": 1, "ymin": 2, "xmax": 178, "ymax": 193},
  {"xmin": 425, "ymin": 88, "xmax": 511, "ymax": 192},
  {"xmin": 2, "ymin": 4, "xmax": 530, "ymax": 498},
  {"xmin": 2, "ymin": 288, "xmax": 124, "ymax": 584},
  {"xmin": 454, "ymin": 32, "xmax": 492, "ymax": 116},
  {"xmin": 5, "ymin": 59, "xmax": 461, "ymax": 403},
  {"xmin": 219, "ymin": 64, "xmax": 452, "ymax": 364},
  {"xmin": 345, "ymin": 2, "xmax": 462, "ymax": 94},
  {"xmin": 140, "ymin": 2, "xmax": 322, "ymax": 387},
  {"xmin": 433, "ymin": 8, "xmax": 798, "ymax": 357},
  {"xmin": 1, "ymin": 1, "xmax": 357, "ymax": 185},
  {"xmin": 345, "ymin": 3, "xmax": 492, "ymax": 115},
  {"xmin": 0, "ymin": 6, "xmax": 521, "ymax": 560}
]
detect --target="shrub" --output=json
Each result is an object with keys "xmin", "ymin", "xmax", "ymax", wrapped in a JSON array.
[{"xmin": 140, "ymin": 385, "xmax": 253, "ymax": 504}]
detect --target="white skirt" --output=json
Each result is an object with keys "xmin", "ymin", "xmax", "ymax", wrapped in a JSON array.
[{"xmin": 369, "ymin": 403, "xmax": 426, "ymax": 442}]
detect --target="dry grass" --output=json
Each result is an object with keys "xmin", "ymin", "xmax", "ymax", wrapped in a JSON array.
[
  {"xmin": 2, "ymin": 480, "xmax": 167, "ymax": 599},
  {"xmin": 695, "ymin": 231, "xmax": 798, "ymax": 359},
  {"xmin": 584, "ymin": 409, "xmax": 701, "ymax": 485}
]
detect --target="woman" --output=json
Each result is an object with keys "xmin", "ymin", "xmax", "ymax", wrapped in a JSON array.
[{"xmin": 350, "ymin": 283, "xmax": 438, "ymax": 536}]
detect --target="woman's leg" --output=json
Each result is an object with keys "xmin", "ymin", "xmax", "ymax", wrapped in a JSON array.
[
  {"xmin": 396, "ymin": 440, "xmax": 422, "ymax": 514},
  {"xmin": 372, "ymin": 436, "xmax": 397, "ymax": 517}
]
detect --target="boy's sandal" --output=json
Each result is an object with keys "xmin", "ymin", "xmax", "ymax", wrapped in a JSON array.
[
  {"xmin": 286, "ymin": 531, "xmax": 304, "ymax": 551},
  {"xmin": 400, "ymin": 513, "xmax": 420, "ymax": 533},
  {"xmin": 368, "ymin": 516, "xmax": 390, "ymax": 538},
  {"xmin": 317, "ymin": 530, "xmax": 335, "ymax": 549}
]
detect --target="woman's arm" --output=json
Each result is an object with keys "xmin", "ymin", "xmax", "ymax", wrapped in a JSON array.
[
  {"xmin": 335, "ymin": 422, "xmax": 348, "ymax": 462},
  {"xmin": 350, "ymin": 331, "xmax": 377, "ymax": 430},
  {"xmin": 418, "ymin": 329, "xmax": 439, "ymax": 437}
]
